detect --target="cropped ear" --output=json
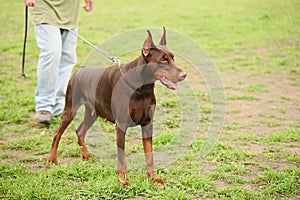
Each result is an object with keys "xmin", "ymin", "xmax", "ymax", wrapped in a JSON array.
[
  {"xmin": 142, "ymin": 30, "xmax": 156, "ymax": 57},
  {"xmin": 159, "ymin": 27, "xmax": 167, "ymax": 46}
]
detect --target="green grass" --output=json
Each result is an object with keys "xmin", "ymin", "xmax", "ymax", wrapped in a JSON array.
[
  {"xmin": 243, "ymin": 83, "xmax": 268, "ymax": 93},
  {"xmin": 263, "ymin": 129, "xmax": 300, "ymax": 143},
  {"xmin": 1, "ymin": 0, "xmax": 300, "ymax": 199},
  {"xmin": 256, "ymin": 167, "xmax": 300, "ymax": 196},
  {"xmin": 227, "ymin": 94, "xmax": 257, "ymax": 101}
]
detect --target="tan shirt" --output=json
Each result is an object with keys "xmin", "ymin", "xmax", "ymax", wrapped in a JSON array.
[{"xmin": 29, "ymin": 0, "xmax": 81, "ymax": 29}]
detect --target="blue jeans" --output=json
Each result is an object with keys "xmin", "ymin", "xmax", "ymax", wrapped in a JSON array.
[{"xmin": 34, "ymin": 24, "xmax": 77, "ymax": 116}]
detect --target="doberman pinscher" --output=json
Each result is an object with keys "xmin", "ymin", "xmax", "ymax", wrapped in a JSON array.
[{"xmin": 46, "ymin": 28, "xmax": 187, "ymax": 186}]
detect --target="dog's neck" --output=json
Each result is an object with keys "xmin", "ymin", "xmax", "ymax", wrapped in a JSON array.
[
  {"xmin": 120, "ymin": 56, "xmax": 155, "ymax": 94},
  {"xmin": 123, "ymin": 55, "xmax": 147, "ymax": 70}
]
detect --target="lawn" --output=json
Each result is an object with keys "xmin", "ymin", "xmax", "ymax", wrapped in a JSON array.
[{"xmin": 0, "ymin": 0, "xmax": 299, "ymax": 199}]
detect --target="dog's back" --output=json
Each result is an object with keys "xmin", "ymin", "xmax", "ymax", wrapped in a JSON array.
[{"xmin": 68, "ymin": 66, "xmax": 117, "ymax": 122}]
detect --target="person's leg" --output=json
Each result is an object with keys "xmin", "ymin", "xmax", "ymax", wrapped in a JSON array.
[
  {"xmin": 35, "ymin": 24, "xmax": 62, "ymax": 122},
  {"xmin": 52, "ymin": 28, "xmax": 78, "ymax": 116}
]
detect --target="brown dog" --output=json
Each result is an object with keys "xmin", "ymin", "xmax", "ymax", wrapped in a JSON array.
[{"xmin": 47, "ymin": 28, "xmax": 186, "ymax": 186}]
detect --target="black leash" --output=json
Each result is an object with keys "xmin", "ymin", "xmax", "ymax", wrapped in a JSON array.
[{"xmin": 21, "ymin": 6, "xmax": 28, "ymax": 78}]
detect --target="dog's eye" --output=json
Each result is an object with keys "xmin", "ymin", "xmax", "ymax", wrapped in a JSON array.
[{"xmin": 160, "ymin": 56, "xmax": 168, "ymax": 63}]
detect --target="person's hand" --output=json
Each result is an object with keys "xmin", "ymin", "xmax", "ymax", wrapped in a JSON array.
[
  {"xmin": 83, "ymin": 0, "xmax": 94, "ymax": 12},
  {"xmin": 24, "ymin": 0, "xmax": 35, "ymax": 7}
]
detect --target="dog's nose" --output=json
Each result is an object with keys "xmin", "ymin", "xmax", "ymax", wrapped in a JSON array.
[{"xmin": 178, "ymin": 71, "xmax": 187, "ymax": 80}]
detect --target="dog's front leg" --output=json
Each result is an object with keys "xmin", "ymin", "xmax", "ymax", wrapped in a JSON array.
[
  {"xmin": 116, "ymin": 124, "xmax": 129, "ymax": 186},
  {"xmin": 142, "ymin": 123, "xmax": 165, "ymax": 185}
]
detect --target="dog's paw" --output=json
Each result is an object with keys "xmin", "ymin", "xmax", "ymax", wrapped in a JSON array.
[
  {"xmin": 151, "ymin": 177, "xmax": 165, "ymax": 186},
  {"xmin": 82, "ymin": 151, "xmax": 93, "ymax": 160},
  {"xmin": 46, "ymin": 156, "xmax": 58, "ymax": 166},
  {"xmin": 80, "ymin": 146, "xmax": 93, "ymax": 160},
  {"xmin": 118, "ymin": 179, "xmax": 130, "ymax": 187}
]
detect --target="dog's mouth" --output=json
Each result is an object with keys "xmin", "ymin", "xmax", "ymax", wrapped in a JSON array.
[{"xmin": 159, "ymin": 76, "xmax": 179, "ymax": 90}]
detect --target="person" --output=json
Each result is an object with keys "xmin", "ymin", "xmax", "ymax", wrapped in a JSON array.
[{"xmin": 23, "ymin": 0, "xmax": 94, "ymax": 125}]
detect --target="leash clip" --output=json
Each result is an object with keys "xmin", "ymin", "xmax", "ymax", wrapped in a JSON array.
[
  {"xmin": 112, "ymin": 58, "xmax": 124, "ymax": 76},
  {"xmin": 112, "ymin": 57, "xmax": 120, "ymax": 65}
]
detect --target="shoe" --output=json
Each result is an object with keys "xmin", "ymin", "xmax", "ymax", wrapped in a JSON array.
[{"xmin": 35, "ymin": 110, "xmax": 51, "ymax": 125}]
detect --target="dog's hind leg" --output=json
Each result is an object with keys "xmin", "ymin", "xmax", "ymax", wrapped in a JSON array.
[
  {"xmin": 76, "ymin": 105, "xmax": 97, "ymax": 160},
  {"xmin": 47, "ymin": 84, "xmax": 81, "ymax": 165},
  {"xmin": 47, "ymin": 106, "xmax": 80, "ymax": 164}
]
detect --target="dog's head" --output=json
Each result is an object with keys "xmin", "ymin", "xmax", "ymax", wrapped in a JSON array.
[{"xmin": 141, "ymin": 28, "xmax": 186, "ymax": 90}]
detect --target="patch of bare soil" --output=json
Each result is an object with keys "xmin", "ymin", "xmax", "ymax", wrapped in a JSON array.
[
  {"xmin": 224, "ymin": 69, "xmax": 299, "ymax": 134},
  {"xmin": 213, "ymin": 67, "xmax": 300, "ymax": 194},
  {"xmin": 0, "ymin": 149, "xmax": 46, "ymax": 171}
]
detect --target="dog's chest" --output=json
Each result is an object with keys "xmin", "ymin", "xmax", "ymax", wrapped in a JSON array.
[
  {"xmin": 128, "ymin": 94, "xmax": 155, "ymax": 126},
  {"xmin": 128, "ymin": 106, "xmax": 152, "ymax": 126}
]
